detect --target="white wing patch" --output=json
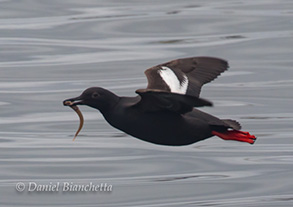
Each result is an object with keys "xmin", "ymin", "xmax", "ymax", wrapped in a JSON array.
[{"xmin": 159, "ymin": 66, "xmax": 188, "ymax": 94}]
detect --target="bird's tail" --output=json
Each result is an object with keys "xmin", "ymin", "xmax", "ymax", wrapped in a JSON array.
[{"xmin": 212, "ymin": 130, "xmax": 256, "ymax": 144}]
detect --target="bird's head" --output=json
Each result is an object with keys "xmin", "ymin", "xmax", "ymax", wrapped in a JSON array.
[{"xmin": 63, "ymin": 87, "xmax": 119, "ymax": 112}]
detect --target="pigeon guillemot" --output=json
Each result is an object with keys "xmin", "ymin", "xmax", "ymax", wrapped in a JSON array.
[{"xmin": 63, "ymin": 57, "xmax": 256, "ymax": 145}]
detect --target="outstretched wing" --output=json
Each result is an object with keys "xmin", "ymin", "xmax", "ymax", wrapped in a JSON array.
[
  {"xmin": 134, "ymin": 57, "xmax": 229, "ymax": 114},
  {"xmin": 137, "ymin": 56, "xmax": 228, "ymax": 97}
]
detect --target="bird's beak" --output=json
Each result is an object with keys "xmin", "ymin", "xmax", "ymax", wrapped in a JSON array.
[
  {"xmin": 63, "ymin": 96, "xmax": 84, "ymax": 141},
  {"xmin": 63, "ymin": 96, "xmax": 84, "ymax": 106}
]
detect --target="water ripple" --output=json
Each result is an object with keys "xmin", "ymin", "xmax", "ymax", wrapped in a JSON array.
[{"xmin": 1, "ymin": 0, "xmax": 293, "ymax": 206}]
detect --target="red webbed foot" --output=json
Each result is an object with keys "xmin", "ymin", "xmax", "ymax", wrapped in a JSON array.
[{"xmin": 212, "ymin": 130, "xmax": 256, "ymax": 144}]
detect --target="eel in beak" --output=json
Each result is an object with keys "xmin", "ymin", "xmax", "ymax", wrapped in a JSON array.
[{"xmin": 63, "ymin": 100, "xmax": 84, "ymax": 141}]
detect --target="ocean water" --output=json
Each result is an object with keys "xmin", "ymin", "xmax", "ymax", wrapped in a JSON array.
[{"xmin": 0, "ymin": 0, "xmax": 293, "ymax": 206}]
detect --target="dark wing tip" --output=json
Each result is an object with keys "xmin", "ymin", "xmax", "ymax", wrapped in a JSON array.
[
  {"xmin": 222, "ymin": 119, "xmax": 242, "ymax": 130},
  {"xmin": 189, "ymin": 56, "xmax": 229, "ymax": 84},
  {"xmin": 194, "ymin": 97, "xmax": 213, "ymax": 107}
]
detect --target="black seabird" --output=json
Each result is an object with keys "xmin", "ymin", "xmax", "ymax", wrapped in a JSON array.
[{"xmin": 63, "ymin": 57, "xmax": 256, "ymax": 145}]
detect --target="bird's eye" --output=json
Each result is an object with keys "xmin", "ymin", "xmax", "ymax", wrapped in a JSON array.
[{"xmin": 92, "ymin": 92, "xmax": 100, "ymax": 99}]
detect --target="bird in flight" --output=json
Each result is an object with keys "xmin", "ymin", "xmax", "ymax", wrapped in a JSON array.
[{"xmin": 63, "ymin": 57, "xmax": 256, "ymax": 146}]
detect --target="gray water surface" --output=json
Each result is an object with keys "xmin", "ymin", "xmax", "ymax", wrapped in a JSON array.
[{"xmin": 0, "ymin": 0, "xmax": 293, "ymax": 206}]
